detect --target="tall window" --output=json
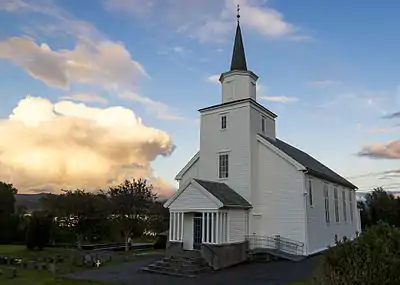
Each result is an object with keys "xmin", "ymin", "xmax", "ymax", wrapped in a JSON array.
[
  {"xmin": 349, "ymin": 191, "xmax": 354, "ymax": 223},
  {"xmin": 308, "ymin": 180, "xmax": 313, "ymax": 206},
  {"xmin": 221, "ymin": 115, "xmax": 227, "ymax": 130},
  {"xmin": 342, "ymin": 190, "xmax": 347, "ymax": 222},
  {"xmin": 218, "ymin": 153, "xmax": 229, "ymax": 178},
  {"xmin": 261, "ymin": 116, "xmax": 266, "ymax": 133},
  {"xmin": 334, "ymin": 188, "xmax": 339, "ymax": 223},
  {"xmin": 324, "ymin": 184, "xmax": 330, "ymax": 224}
]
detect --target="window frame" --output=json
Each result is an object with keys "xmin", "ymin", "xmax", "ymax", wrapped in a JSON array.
[
  {"xmin": 220, "ymin": 114, "xmax": 227, "ymax": 130},
  {"xmin": 334, "ymin": 187, "xmax": 339, "ymax": 223},
  {"xmin": 342, "ymin": 190, "xmax": 347, "ymax": 222},
  {"xmin": 218, "ymin": 153, "xmax": 229, "ymax": 179},
  {"xmin": 261, "ymin": 116, "xmax": 266, "ymax": 133},
  {"xmin": 324, "ymin": 184, "xmax": 330, "ymax": 224},
  {"xmin": 349, "ymin": 191, "xmax": 354, "ymax": 223},
  {"xmin": 308, "ymin": 180, "xmax": 313, "ymax": 207}
]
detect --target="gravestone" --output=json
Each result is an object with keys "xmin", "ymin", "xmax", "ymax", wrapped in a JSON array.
[
  {"xmin": 20, "ymin": 260, "xmax": 27, "ymax": 268},
  {"xmin": 37, "ymin": 263, "xmax": 45, "ymax": 271},
  {"xmin": 5, "ymin": 267, "xmax": 16, "ymax": 279},
  {"xmin": 0, "ymin": 256, "xmax": 5, "ymax": 265},
  {"xmin": 27, "ymin": 261, "xmax": 37, "ymax": 270},
  {"xmin": 48, "ymin": 263, "xmax": 56, "ymax": 274},
  {"xmin": 84, "ymin": 254, "xmax": 93, "ymax": 267}
]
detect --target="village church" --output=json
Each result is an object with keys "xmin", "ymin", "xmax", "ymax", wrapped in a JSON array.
[{"xmin": 163, "ymin": 9, "xmax": 361, "ymax": 267}]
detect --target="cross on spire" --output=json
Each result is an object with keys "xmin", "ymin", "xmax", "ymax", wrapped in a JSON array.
[{"xmin": 237, "ymin": 4, "xmax": 240, "ymax": 23}]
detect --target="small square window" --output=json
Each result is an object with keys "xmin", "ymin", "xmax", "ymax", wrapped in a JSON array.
[
  {"xmin": 221, "ymin": 115, "xmax": 227, "ymax": 130},
  {"xmin": 218, "ymin": 154, "xmax": 229, "ymax": 179},
  {"xmin": 261, "ymin": 116, "xmax": 266, "ymax": 133}
]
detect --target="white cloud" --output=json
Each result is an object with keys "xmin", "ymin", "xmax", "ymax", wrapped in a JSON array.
[
  {"xmin": 118, "ymin": 91, "xmax": 184, "ymax": 121},
  {"xmin": 172, "ymin": 46, "xmax": 185, "ymax": 53},
  {"xmin": 103, "ymin": 0, "xmax": 308, "ymax": 42},
  {"xmin": 206, "ymin": 74, "xmax": 220, "ymax": 84},
  {"xmin": 0, "ymin": 96, "xmax": 175, "ymax": 196},
  {"xmin": 308, "ymin": 80, "xmax": 341, "ymax": 88},
  {"xmin": 0, "ymin": 37, "xmax": 148, "ymax": 90},
  {"xmin": 259, "ymin": 95, "xmax": 298, "ymax": 103},
  {"xmin": 59, "ymin": 93, "xmax": 109, "ymax": 105}
]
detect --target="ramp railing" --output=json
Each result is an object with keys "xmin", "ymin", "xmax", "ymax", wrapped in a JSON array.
[{"xmin": 245, "ymin": 234, "xmax": 304, "ymax": 256}]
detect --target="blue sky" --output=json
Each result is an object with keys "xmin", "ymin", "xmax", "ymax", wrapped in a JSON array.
[{"xmin": 0, "ymin": 0, "xmax": 399, "ymax": 195}]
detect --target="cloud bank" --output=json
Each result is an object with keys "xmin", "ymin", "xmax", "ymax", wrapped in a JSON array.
[{"xmin": 0, "ymin": 96, "xmax": 175, "ymax": 197}]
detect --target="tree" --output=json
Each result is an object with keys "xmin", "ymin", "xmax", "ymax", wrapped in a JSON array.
[
  {"xmin": 0, "ymin": 182, "xmax": 18, "ymax": 243},
  {"xmin": 148, "ymin": 200, "xmax": 169, "ymax": 235},
  {"xmin": 40, "ymin": 190, "xmax": 109, "ymax": 249},
  {"xmin": 26, "ymin": 211, "xmax": 53, "ymax": 250},
  {"xmin": 0, "ymin": 182, "xmax": 17, "ymax": 217},
  {"xmin": 107, "ymin": 179, "xmax": 157, "ymax": 251},
  {"xmin": 364, "ymin": 187, "xmax": 399, "ymax": 227}
]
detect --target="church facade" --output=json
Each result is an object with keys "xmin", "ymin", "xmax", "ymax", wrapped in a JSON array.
[{"xmin": 164, "ymin": 16, "xmax": 361, "ymax": 266}]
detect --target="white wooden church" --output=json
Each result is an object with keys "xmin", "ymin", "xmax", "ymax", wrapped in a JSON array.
[{"xmin": 164, "ymin": 12, "xmax": 361, "ymax": 267}]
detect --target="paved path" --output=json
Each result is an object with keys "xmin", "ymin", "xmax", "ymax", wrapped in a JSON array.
[{"xmin": 64, "ymin": 254, "xmax": 322, "ymax": 285}]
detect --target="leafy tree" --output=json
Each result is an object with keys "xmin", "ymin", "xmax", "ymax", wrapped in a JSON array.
[
  {"xmin": 0, "ymin": 182, "xmax": 17, "ymax": 216},
  {"xmin": 364, "ymin": 187, "xmax": 399, "ymax": 227},
  {"xmin": 313, "ymin": 222, "xmax": 400, "ymax": 285},
  {"xmin": 0, "ymin": 182, "xmax": 18, "ymax": 243},
  {"xmin": 25, "ymin": 211, "xmax": 53, "ymax": 250},
  {"xmin": 107, "ymin": 179, "xmax": 157, "ymax": 251},
  {"xmin": 148, "ymin": 200, "xmax": 169, "ymax": 235},
  {"xmin": 40, "ymin": 190, "xmax": 109, "ymax": 249}
]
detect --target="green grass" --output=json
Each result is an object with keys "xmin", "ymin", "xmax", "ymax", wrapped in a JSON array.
[
  {"xmin": 0, "ymin": 244, "xmax": 165, "ymax": 285},
  {"xmin": 285, "ymin": 282, "xmax": 310, "ymax": 285},
  {"xmin": 0, "ymin": 244, "xmax": 161, "ymax": 285}
]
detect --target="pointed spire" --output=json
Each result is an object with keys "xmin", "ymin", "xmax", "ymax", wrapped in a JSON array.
[{"xmin": 230, "ymin": 5, "xmax": 247, "ymax": 71}]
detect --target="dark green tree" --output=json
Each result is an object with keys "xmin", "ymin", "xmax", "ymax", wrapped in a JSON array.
[
  {"xmin": 107, "ymin": 179, "xmax": 157, "ymax": 251},
  {"xmin": 40, "ymin": 190, "xmax": 109, "ymax": 249},
  {"xmin": 0, "ymin": 182, "xmax": 18, "ymax": 243},
  {"xmin": 364, "ymin": 187, "xmax": 399, "ymax": 227}
]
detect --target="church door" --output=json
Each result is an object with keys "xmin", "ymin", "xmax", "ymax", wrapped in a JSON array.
[{"xmin": 193, "ymin": 213, "xmax": 203, "ymax": 250}]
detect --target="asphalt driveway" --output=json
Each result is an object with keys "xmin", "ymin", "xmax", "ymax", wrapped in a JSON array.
[{"xmin": 64, "ymin": 254, "xmax": 322, "ymax": 285}]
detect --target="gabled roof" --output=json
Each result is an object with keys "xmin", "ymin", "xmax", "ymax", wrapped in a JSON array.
[
  {"xmin": 259, "ymin": 134, "xmax": 357, "ymax": 189},
  {"xmin": 193, "ymin": 179, "xmax": 252, "ymax": 209},
  {"xmin": 174, "ymin": 151, "xmax": 199, "ymax": 180}
]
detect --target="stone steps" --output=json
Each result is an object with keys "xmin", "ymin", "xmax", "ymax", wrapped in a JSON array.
[{"xmin": 141, "ymin": 256, "xmax": 213, "ymax": 278}]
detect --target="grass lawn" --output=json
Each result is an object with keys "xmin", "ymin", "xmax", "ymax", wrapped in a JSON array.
[{"xmin": 0, "ymin": 244, "xmax": 162, "ymax": 285}]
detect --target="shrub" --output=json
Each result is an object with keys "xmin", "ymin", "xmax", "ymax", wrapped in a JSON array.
[{"xmin": 312, "ymin": 222, "xmax": 400, "ymax": 285}]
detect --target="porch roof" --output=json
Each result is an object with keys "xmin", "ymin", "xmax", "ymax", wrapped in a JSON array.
[{"xmin": 193, "ymin": 179, "xmax": 252, "ymax": 209}]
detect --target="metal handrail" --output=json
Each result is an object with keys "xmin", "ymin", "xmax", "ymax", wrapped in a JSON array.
[{"xmin": 245, "ymin": 234, "xmax": 304, "ymax": 256}]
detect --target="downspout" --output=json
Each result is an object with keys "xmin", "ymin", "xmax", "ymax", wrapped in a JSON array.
[{"xmin": 302, "ymin": 169, "xmax": 309, "ymax": 256}]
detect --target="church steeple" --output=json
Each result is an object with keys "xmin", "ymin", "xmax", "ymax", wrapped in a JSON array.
[
  {"xmin": 230, "ymin": 5, "xmax": 247, "ymax": 71},
  {"xmin": 219, "ymin": 4, "xmax": 258, "ymax": 103}
]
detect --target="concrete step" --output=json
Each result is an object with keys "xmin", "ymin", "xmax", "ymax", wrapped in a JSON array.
[{"xmin": 141, "ymin": 256, "xmax": 213, "ymax": 278}]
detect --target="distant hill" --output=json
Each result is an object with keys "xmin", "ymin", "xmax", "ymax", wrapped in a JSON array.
[{"xmin": 15, "ymin": 193, "xmax": 49, "ymax": 212}]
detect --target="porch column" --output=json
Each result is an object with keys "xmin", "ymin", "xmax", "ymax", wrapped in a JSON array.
[
  {"xmin": 202, "ymin": 212, "xmax": 205, "ymax": 243},
  {"xmin": 205, "ymin": 212, "xmax": 209, "ymax": 243},
  {"xmin": 216, "ymin": 212, "xmax": 219, "ymax": 243},
  {"xmin": 169, "ymin": 211, "xmax": 173, "ymax": 241},
  {"xmin": 211, "ymin": 212, "xmax": 215, "ymax": 243},
  {"xmin": 180, "ymin": 212, "xmax": 184, "ymax": 241}
]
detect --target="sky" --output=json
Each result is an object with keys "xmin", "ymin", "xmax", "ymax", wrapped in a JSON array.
[{"xmin": 0, "ymin": 0, "xmax": 399, "ymax": 196}]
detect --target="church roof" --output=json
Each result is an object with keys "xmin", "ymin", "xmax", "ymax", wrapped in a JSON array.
[
  {"xmin": 230, "ymin": 22, "xmax": 247, "ymax": 71},
  {"xmin": 193, "ymin": 178, "xmax": 252, "ymax": 209},
  {"xmin": 260, "ymin": 134, "xmax": 357, "ymax": 189}
]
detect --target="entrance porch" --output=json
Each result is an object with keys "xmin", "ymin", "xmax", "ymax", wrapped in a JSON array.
[{"xmin": 169, "ymin": 211, "xmax": 229, "ymax": 250}]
